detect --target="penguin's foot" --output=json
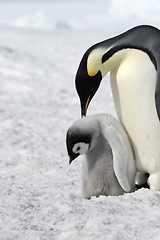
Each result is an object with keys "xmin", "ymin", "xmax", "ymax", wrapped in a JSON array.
[
  {"xmin": 148, "ymin": 172, "xmax": 160, "ymax": 190},
  {"xmin": 135, "ymin": 171, "xmax": 150, "ymax": 189},
  {"xmin": 135, "ymin": 182, "xmax": 150, "ymax": 190}
]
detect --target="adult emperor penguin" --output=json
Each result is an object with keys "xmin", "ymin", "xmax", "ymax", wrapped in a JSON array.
[
  {"xmin": 66, "ymin": 114, "xmax": 136, "ymax": 198},
  {"xmin": 75, "ymin": 25, "xmax": 160, "ymax": 190}
]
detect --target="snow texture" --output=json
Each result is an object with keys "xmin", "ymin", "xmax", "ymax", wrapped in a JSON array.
[{"xmin": 0, "ymin": 0, "xmax": 160, "ymax": 239}]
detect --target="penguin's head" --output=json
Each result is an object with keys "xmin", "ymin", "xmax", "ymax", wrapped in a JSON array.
[
  {"xmin": 75, "ymin": 43, "xmax": 129, "ymax": 116},
  {"xmin": 66, "ymin": 128, "xmax": 91, "ymax": 164},
  {"xmin": 75, "ymin": 48, "xmax": 103, "ymax": 117},
  {"xmin": 66, "ymin": 117, "xmax": 99, "ymax": 164}
]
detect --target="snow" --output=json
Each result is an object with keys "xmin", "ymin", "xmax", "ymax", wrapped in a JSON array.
[{"xmin": 0, "ymin": 0, "xmax": 160, "ymax": 239}]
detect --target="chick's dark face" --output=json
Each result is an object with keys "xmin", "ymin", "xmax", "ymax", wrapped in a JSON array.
[
  {"xmin": 66, "ymin": 129, "xmax": 79, "ymax": 162},
  {"xmin": 75, "ymin": 53, "xmax": 102, "ymax": 116},
  {"xmin": 66, "ymin": 127, "xmax": 91, "ymax": 164}
]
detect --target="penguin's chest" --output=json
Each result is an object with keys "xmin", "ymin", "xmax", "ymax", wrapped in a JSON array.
[{"xmin": 110, "ymin": 50, "xmax": 160, "ymax": 172}]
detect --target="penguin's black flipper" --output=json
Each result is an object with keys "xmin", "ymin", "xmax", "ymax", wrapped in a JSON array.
[{"xmin": 155, "ymin": 60, "xmax": 160, "ymax": 121}]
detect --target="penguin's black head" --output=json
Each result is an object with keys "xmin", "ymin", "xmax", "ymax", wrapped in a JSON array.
[
  {"xmin": 66, "ymin": 126, "xmax": 91, "ymax": 164},
  {"xmin": 75, "ymin": 50, "xmax": 102, "ymax": 117}
]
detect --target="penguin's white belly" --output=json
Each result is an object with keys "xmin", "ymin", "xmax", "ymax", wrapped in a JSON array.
[{"xmin": 110, "ymin": 50, "xmax": 160, "ymax": 173}]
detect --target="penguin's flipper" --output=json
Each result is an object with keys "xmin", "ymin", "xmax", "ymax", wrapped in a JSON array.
[
  {"xmin": 102, "ymin": 119, "xmax": 136, "ymax": 192},
  {"xmin": 155, "ymin": 66, "xmax": 160, "ymax": 121},
  {"xmin": 152, "ymin": 40, "xmax": 160, "ymax": 121}
]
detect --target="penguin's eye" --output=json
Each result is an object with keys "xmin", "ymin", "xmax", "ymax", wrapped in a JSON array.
[
  {"xmin": 72, "ymin": 142, "xmax": 89, "ymax": 155},
  {"xmin": 76, "ymin": 146, "xmax": 80, "ymax": 151},
  {"xmin": 73, "ymin": 143, "xmax": 81, "ymax": 154}
]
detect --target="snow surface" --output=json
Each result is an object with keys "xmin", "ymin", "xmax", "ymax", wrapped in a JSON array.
[{"xmin": 0, "ymin": 0, "xmax": 160, "ymax": 239}]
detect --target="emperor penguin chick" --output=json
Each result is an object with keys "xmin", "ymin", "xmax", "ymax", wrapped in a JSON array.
[{"xmin": 66, "ymin": 114, "xmax": 136, "ymax": 199}]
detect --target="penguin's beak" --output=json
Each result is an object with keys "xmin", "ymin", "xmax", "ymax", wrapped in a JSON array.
[
  {"xmin": 69, "ymin": 158, "xmax": 73, "ymax": 164},
  {"xmin": 69, "ymin": 153, "xmax": 79, "ymax": 164},
  {"xmin": 81, "ymin": 108, "xmax": 86, "ymax": 117},
  {"xmin": 81, "ymin": 95, "xmax": 91, "ymax": 117}
]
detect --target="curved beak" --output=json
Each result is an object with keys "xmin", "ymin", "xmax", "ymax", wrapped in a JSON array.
[
  {"xmin": 69, "ymin": 158, "xmax": 73, "ymax": 165},
  {"xmin": 69, "ymin": 153, "xmax": 79, "ymax": 164},
  {"xmin": 81, "ymin": 95, "xmax": 91, "ymax": 117}
]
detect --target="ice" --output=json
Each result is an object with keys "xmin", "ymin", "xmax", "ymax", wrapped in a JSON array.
[{"xmin": 0, "ymin": 0, "xmax": 160, "ymax": 239}]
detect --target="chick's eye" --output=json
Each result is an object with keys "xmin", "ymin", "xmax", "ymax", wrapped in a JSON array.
[
  {"xmin": 72, "ymin": 142, "xmax": 89, "ymax": 155},
  {"xmin": 72, "ymin": 143, "xmax": 81, "ymax": 154},
  {"xmin": 77, "ymin": 146, "xmax": 80, "ymax": 151}
]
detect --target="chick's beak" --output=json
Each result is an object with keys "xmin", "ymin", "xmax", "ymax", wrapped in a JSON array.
[
  {"xmin": 69, "ymin": 153, "xmax": 79, "ymax": 164},
  {"xmin": 69, "ymin": 158, "xmax": 73, "ymax": 165}
]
